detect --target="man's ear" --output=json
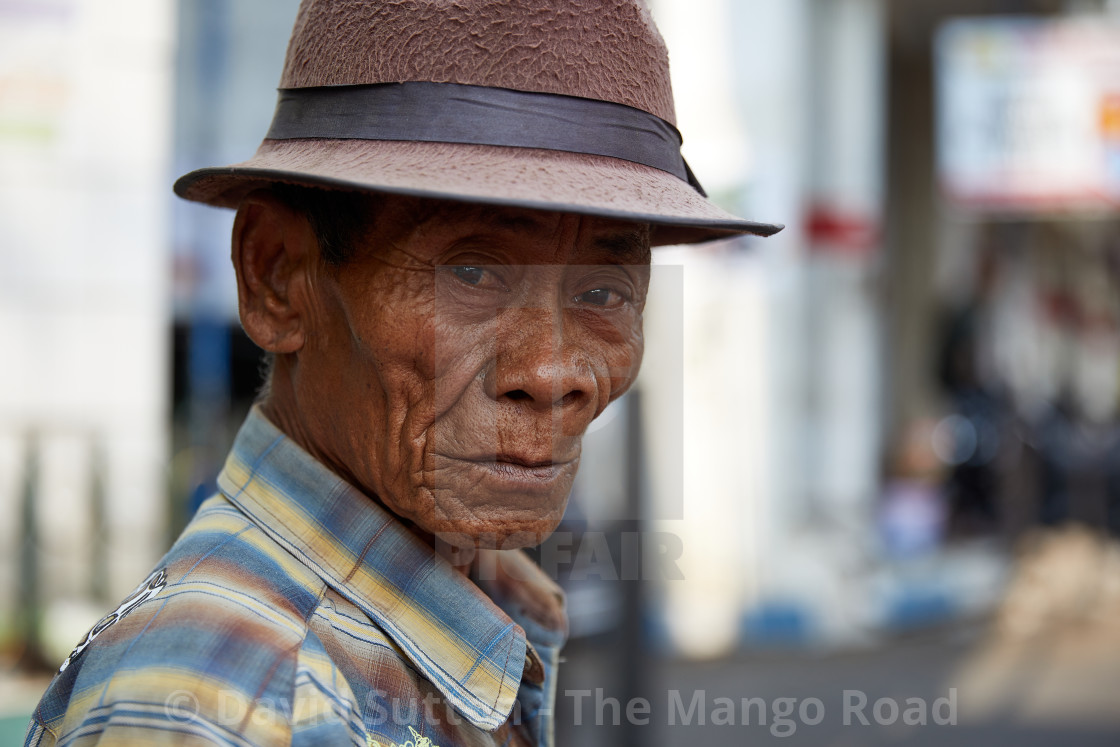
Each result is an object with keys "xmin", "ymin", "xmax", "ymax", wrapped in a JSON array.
[{"xmin": 231, "ymin": 190, "xmax": 317, "ymax": 354}]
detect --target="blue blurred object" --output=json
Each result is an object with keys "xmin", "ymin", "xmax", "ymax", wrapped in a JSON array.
[
  {"xmin": 884, "ymin": 587, "xmax": 954, "ymax": 630},
  {"xmin": 879, "ymin": 479, "xmax": 947, "ymax": 559},
  {"xmin": 742, "ymin": 601, "xmax": 813, "ymax": 646}
]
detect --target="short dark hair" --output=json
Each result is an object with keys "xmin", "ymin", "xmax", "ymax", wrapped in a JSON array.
[{"xmin": 270, "ymin": 183, "xmax": 379, "ymax": 266}]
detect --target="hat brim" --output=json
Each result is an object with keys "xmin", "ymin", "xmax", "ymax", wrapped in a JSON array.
[{"xmin": 173, "ymin": 139, "xmax": 782, "ymax": 246}]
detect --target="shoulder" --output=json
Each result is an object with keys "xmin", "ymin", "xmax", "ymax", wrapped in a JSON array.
[{"xmin": 31, "ymin": 495, "xmax": 333, "ymax": 745}]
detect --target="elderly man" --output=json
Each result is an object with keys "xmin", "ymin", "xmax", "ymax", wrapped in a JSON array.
[{"xmin": 26, "ymin": 1, "xmax": 778, "ymax": 745}]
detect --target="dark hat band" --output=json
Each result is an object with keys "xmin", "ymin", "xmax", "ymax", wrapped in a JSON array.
[{"xmin": 265, "ymin": 81, "xmax": 707, "ymax": 196}]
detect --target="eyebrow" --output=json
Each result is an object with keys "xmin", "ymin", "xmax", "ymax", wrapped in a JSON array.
[
  {"xmin": 593, "ymin": 230, "xmax": 652, "ymax": 264},
  {"xmin": 455, "ymin": 204, "xmax": 652, "ymax": 263},
  {"xmin": 472, "ymin": 206, "xmax": 547, "ymax": 234}
]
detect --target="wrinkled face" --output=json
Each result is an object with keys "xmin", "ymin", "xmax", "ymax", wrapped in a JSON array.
[{"xmin": 289, "ymin": 198, "xmax": 651, "ymax": 547}]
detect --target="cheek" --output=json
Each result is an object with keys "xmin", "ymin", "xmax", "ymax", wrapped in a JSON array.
[
  {"xmin": 331, "ymin": 271, "xmax": 442, "ymax": 488},
  {"xmin": 594, "ymin": 314, "xmax": 646, "ymax": 405},
  {"xmin": 617, "ymin": 326, "xmax": 645, "ymax": 391},
  {"xmin": 431, "ymin": 314, "xmax": 494, "ymax": 415},
  {"xmin": 364, "ymin": 314, "xmax": 439, "ymax": 452},
  {"xmin": 344, "ymin": 270, "xmax": 439, "ymax": 398}
]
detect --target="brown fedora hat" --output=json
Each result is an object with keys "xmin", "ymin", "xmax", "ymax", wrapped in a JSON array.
[{"xmin": 173, "ymin": 0, "xmax": 782, "ymax": 246}]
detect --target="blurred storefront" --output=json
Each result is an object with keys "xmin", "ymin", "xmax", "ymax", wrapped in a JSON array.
[
  {"xmin": 621, "ymin": 0, "xmax": 1120, "ymax": 661},
  {"xmin": 930, "ymin": 14, "xmax": 1120, "ymax": 539},
  {"xmin": 885, "ymin": 0, "xmax": 1120, "ymax": 606}
]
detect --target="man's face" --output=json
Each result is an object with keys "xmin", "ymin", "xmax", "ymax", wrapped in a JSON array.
[{"xmin": 288, "ymin": 197, "xmax": 651, "ymax": 547}]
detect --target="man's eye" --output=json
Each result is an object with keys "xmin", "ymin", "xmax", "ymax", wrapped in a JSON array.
[
  {"xmin": 575, "ymin": 288, "xmax": 624, "ymax": 307},
  {"xmin": 452, "ymin": 266, "xmax": 486, "ymax": 285}
]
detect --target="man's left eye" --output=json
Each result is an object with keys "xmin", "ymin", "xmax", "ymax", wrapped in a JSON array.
[
  {"xmin": 575, "ymin": 288, "xmax": 624, "ymax": 307},
  {"xmin": 452, "ymin": 266, "xmax": 486, "ymax": 285}
]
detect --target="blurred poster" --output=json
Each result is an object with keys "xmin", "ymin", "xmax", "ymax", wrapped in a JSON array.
[
  {"xmin": 936, "ymin": 18, "xmax": 1120, "ymax": 212},
  {"xmin": 0, "ymin": 0, "xmax": 73, "ymax": 156}
]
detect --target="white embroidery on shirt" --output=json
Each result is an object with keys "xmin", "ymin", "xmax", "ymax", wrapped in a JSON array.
[
  {"xmin": 58, "ymin": 567, "xmax": 168, "ymax": 673},
  {"xmin": 368, "ymin": 726, "xmax": 439, "ymax": 747}
]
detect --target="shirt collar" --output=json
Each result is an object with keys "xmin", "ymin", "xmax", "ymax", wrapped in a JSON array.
[{"xmin": 215, "ymin": 406, "xmax": 531, "ymax": 730}]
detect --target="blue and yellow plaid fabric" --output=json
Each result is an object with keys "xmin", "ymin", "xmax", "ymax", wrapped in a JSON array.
[{"xmin": 26, "ymin": 407, "xmax": 566, "ymax": 746}]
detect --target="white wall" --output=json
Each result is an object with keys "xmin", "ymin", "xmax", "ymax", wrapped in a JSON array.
[{"xmin": 0, "ymin": 0, "xmax": 175, "ymax": 653}]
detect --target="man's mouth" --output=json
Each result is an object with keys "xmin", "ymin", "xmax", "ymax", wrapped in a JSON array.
[
  {"xmin": 442, "ymin": 452, "xmax": 578, "ymax": 485},
  {"xmin": 474, "ymin": 454, "xmax": 574, "ymax": 479},
  {"xmin": 494, "ymin": 454, "xmax": 560, "ymax": 469}
]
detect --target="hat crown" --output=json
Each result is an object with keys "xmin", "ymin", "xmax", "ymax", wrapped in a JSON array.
[{"xmin": 279, "ymin": 0, "xmax": 677, "ymax": 125}]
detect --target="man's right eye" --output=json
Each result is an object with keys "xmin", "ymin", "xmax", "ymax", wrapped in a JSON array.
[{"xmin": 452, "ymin": 266, "xmax": 485, "ymax": 285}]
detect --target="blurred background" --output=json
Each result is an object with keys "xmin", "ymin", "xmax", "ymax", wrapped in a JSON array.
[{"xmin": 2, "ymin": 0, "xmax": 1120, "ymax": 744}]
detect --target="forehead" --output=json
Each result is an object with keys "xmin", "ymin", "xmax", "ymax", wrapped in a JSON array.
[{"xmin": 375, "ymin": 197, "xmax": 653, "ymax": 265}]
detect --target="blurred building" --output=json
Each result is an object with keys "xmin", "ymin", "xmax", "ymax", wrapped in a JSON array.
[
  {"xmin": 632, "ymin": 0, "xmax": 1120, "ymax": 658},
  {"xmin": 0, "ymin": 0, "xmax": 174, "ymax": 666}
]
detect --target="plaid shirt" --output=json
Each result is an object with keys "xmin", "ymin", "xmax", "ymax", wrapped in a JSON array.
[{"xmin": 26, "ymin": 407, "xmax": 567, "ymax": 747}]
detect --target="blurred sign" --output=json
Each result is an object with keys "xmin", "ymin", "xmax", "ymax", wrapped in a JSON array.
[
  {"xmin": 936, "ymin": 18, "xmax": 1120, "ymax": 212},
  {"xmin": 0, "ymin": 0, "xmax": 74, "ymax": 158}
]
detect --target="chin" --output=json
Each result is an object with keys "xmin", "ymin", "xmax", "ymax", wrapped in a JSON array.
[
  {"xmin": 421, "ymin": 510, "xmax": 568, "ymax": 551},
  {"xmin": 405, "ymin": 462, "xmax": 577, "ymax": 550}
]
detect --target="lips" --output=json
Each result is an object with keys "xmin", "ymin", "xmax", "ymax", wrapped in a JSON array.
[
  {"xmin": 467, "ymin": 453, "xmax": 574, "ymax": 478},
  {"xmin": 492, "ymin": 453, "xmax": 564, "ymax": 469},
  {"xmin": 432, "ymin": 450, "xmax": 578, "ymax": 491},
  {"xmin": 486, "ymin": 458, "xmax": 571, "ymax": 481}
]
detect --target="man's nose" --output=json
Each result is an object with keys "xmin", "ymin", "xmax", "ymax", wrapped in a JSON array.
[{"xmin": 483, "ymin": 306, "xmax": 599, "ymax": 417}]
